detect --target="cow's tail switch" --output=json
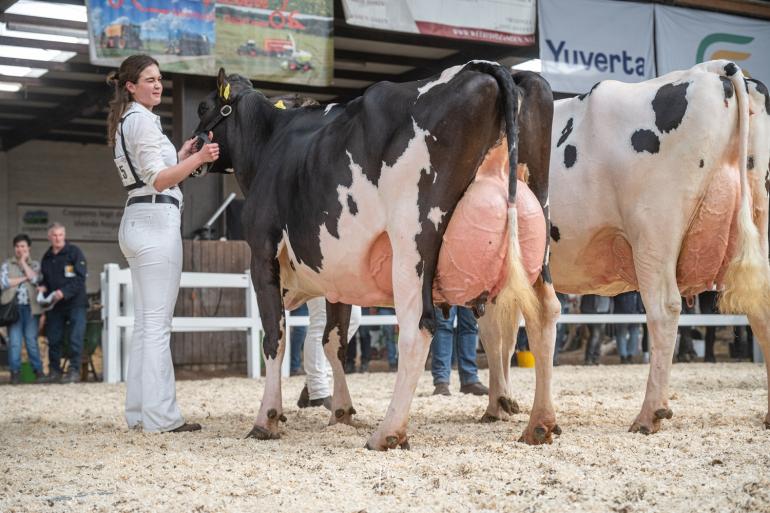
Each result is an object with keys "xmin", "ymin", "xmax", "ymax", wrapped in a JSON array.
[
  {"xmin": 717, "ymin": 60, "xmax": 770, "ymax": 315},
  {"xmin": 466, "ymin": 61, "xmax": 540, "ymax": 327}
]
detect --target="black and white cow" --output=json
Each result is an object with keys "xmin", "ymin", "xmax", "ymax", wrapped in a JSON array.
[
  {"xmin": 517, "ymin": 60, "xmax": 770, "ymax": 434},
  {"xmin": 195, "ymin": 62, "xmax": 552, "ymax": 449}
]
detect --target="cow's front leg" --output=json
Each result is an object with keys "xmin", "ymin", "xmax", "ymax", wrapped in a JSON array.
[
  {"xmin": 630, "ymin": 261, "xmax": 680, "ymax": 434},
  {"xmin": 478, "ymin": 303, "xmax": 520, "ymax": 423},
  {"xmin": 518, "ymin": 278, "xmax": 561, "ymax": 444},
  {"xmin": 747, "ymin": 310, "xmax": 770, "ymax": 429},
  {"xmin": 322, "ymin": 300, "xmax": 358, "ymax": 426},
  {"xmin": 246, "ymin": 254, "xmax": 287, "ymax": 440}
]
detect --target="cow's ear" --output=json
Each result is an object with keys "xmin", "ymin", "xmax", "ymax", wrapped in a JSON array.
[{"xmin": 217, "ymin": 68, "xmax": 231, "ymax": 101}]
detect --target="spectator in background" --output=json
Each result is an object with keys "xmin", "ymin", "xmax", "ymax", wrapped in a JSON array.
[
  {"xmin": 553, "ymin": 292, "xmax": 571, "ymax": 365},
  {"xmin": 613, "ymin": 291, "xmax": 643, "ymax": 364},
  {"xmin": 37, "ymin": 223, "xmax": 88, "ymax": 384},
  {"xmin": 431, "ymin": 306, "xmax": 488, "ymax": 396},
  {"xmin": 289, "ymin": 303, "xmax": 308, "ymax": 376},
  {"xmin": 581, "ymin": 294, "xmax": 611, "ymax": 365},
  {"xmin": 1, "ymin": 234, "xmax": 44, "ymax": 384},
  {"xmin": 698, "ymin": 290, "xmax": 719, "ymax": 363},
  {"xmin": 377, "ymin": 307, "xmax": 398, "ymax": 372},
  {"xmin": 297, "ymin": 298, "xmax": 361, "ymax": 408},
  {"xmin": 676, "ymin": 298, "xmax": 698, "ymax": 363},
  {"xmin": 345, "ymin": 320, "xmax": 371, "ymax": 374}
]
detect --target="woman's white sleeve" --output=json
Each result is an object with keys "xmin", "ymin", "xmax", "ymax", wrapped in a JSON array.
[{"xmin": 123, "ymin": 115, "xmax": 167, "ymax": 188}]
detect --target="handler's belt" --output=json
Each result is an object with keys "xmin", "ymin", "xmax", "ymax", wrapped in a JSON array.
[{"xmin": 127, "ymin": 194, "xmax": 180, "ymax": 208}]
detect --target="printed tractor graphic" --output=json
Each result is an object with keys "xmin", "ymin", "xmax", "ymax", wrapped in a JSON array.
[
  {"xmin": 166, "ymin": 31, "xmax": 211, "ymax": 56},
  {"xmin": 236, "ymin": 34, "xmax": 313, "ymax": 72},
  {"xmin": 100, "ymin": 22, "xmax": 142, "ymax": 50}
]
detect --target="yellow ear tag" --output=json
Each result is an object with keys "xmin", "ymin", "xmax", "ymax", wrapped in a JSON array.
[
  {"xmin": 222, "ymin": 83, "xmax": 231, "ymax": 101},
  {"xmin": 275, "ymin": 100, "xmax": 286, "ymax": 110}
]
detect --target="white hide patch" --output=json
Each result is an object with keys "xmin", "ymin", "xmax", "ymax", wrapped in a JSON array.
[
  {"xmin": 427, "ymin": 206, "xmax": 446, "ymax": 230},
  {"xmin": 417, "ymin": 64, "xmax": 463, "ymax": 98},
  {"xmin": 324, "ymin": 103, "xmax": 337, "ymax": 116}
]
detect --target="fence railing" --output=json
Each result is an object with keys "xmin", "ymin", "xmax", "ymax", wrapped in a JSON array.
[{"xmin": 100, "ymin": 264, "xmax": 764, "ymax": 383}]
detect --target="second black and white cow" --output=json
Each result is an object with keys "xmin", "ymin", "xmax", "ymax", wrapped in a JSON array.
[{"xmin": 195, "ymin": 62, "xmax": 550, "ymax": 449}]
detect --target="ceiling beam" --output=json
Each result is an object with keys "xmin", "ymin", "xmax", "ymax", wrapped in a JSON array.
[
  {"xmin": 0, "ymin": 0, "xmax": 17, "ymax": 13},
  {"xmin": 334, "ymin": 49, "xmax": 433, "ymax": 68},
  {"xmin": 0, "ymin": 12, "xmax": 88, "ymax": 31},
  {"xmin": 0, "ymin": 35, "xmax": 87, "ymax": 53},
  {"xmin": 34, "ymin": 132, "xmax": 105, "ymax": 145}
]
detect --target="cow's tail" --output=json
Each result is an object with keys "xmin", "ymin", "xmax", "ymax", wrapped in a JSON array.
[
  {"xmin": 464, "ymin": 61, "xmax": 540, "ymax": 328},
  {"xmin": 717, "ymin": 60, "xmax": 770, "ymax": 316}
]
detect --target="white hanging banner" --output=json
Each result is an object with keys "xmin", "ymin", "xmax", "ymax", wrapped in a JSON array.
[
  {"xmin": 538, "ymin": 0, "xmax": 655, "ymax": 93},
  {"xmin": 341, "ymin": 0, "xmax": 536, "ymax": 46},
  {"xmin": 655, "ymin": 5, "xmax": 770, "ymax": 84}
]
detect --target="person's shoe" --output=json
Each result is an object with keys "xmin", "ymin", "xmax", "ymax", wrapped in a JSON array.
[
  {"xmin": 432, "ymin": 383, "xmax": 451, "ymax": 396},
  {"xmin": 289, "ymin": 368, "xmax": 305, "ymax": 377},
  {"xmin": 344, "ymin": 362, "xmax": 355, "ymax": 374},
  {"xmin": 168, "ymin": 422, "xmax": 201, "ymax": 433},
  {"xmin": 36, "ymin": 371, "xmax": 62, "ymax": 384},
  {"xmin": 60, "ymin": 369, "xmax": 80, "ymax": 384},
  {"xmin": 388, "ymin": 363, "xmax": 398, "ymax": 372},
  {"xmin": 297, "ymin": 384, "xmax": 331, "ymax": 409},
  {"xmin": 10, "ymin": 371, "xmax": 20, "ymax": 385},
  {"xmin": 459, "ymin": 382, "xmax": 489, "ymax": 396},
  {"xmin": 359, "ymin": 362, "xmax": 369, "ymax": 373}
]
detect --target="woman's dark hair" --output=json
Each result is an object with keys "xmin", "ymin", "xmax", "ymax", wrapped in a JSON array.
[
  {"xmin": 106, "ymin": 54, "xmax": 160, "ymax": 147},
  {"xmin": 12, "ymin": 233, "xmax": 31, "ymax": 247}
]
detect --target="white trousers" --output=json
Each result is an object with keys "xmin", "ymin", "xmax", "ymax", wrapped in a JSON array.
[
  {"xmin": 303, "ymin": 297, "xmax": 361, "ymax": 400},
  {"xmin": 119, "ymin": 203, "xmax": 185, "ymax": 432}
]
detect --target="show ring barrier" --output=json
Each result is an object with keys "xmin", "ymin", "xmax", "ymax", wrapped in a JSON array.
[{"xmin": 100, "ymin": 264, "xmax": 763, "ymax": 383}]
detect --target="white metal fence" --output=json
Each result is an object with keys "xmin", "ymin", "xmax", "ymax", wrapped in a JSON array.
[{"xmin": 100, "ymin": 265, "xmax": 764, "ymax": 383}]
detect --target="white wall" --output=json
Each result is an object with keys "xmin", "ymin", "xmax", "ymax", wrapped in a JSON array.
[{"xmin": 2, "ymin": 140, "xmax": 127, "ymax": 293}]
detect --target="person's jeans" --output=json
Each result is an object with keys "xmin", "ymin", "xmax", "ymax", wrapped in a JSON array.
[
  {"xmin": 615, "ymin": 324, "xmax": 641, "ymax": 358},
  {"xmin": 46, "ymin": 305, "xmax": 87, "ymax": 373},
  {"xmin": 584, "ymin": 324, "xmax": 604, "ymax": 364},
  {"xmin": 379, "ymin": 308, "xmax": 397, "ymax": 366},
  {"xmin": 346, "ymin": 328, "xmax": 371, "ymax": 369},
  {"xmin": 289, "ymin": 304, "xmax": 308, "ymax": 373},
  {"xmin": 431, "ymin": 306, "xmax": 480, "ymax": 386},
  {"xmin": 8, "ymin": 304, "xmax": 42, "ymax": 373}
]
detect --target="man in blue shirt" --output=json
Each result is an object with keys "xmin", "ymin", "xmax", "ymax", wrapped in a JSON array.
[{"xmin": 38, "ymin": 223, "xmax": 87, "ymax": 384}]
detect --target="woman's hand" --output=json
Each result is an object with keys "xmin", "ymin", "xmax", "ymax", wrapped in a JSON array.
[
  {"xmin": 195, "ymin": 132, "xmax": 220, "ymax": 165},
  {"xmin": 178, "ymin": 136, "xmax": 198, "ymax": 161}
]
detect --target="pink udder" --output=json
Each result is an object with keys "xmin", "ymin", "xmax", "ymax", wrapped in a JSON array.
[
  {"xmin": 368, "ymin": 178, "xmax": 545, "ymax": 306},
  {"xmin": 677, "ymin": 165, "xmax": 741, "ymax": 295}
]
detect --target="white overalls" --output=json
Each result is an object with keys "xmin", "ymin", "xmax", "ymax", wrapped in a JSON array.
[{"xmin": 116, "ymin": 101, "xmax": 186, "ymax": 432}]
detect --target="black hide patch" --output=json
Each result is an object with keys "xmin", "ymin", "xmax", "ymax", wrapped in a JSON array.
[
  {"xmin": 557, "ymin": 118, "xmax": 573, "ymax": 148},
  {"xmin": 652, "ymin": 82, "xmax": 690, "ymax": 133},
  {"xmin": 748, "ymin": 78, "xmax": 770, "ymax": 114},
  {"xmin": 550, "ymin": 224, "xmax": 561, "ymax": 242},
  {"xmin": 578, "ymin": 82, "xmax": 601, "ymax": 101},
  {"xmin": 748, "ymin": 156, "xmax": 755, "ymax": 170},
  {"xmin": 631, "ymin": 129, "xmax": 660, "ymax": 154},
  {"xmin": 699, "ymin": 159, "xmax": 704, "ymax": 168},
  {"xmin": 564, "ymin": 145, "xmax": 577, "ymax": 168},
  {"xmin": 724, "ymin": 62, "xmax": 738, "ymax": 77},
  {"xmin": 347, "ymin": 194, "xmax": 358, "ymax": 215},
  {"xmin": 720, "ymin": 76, "xmax": 734, "ymax": 100}
]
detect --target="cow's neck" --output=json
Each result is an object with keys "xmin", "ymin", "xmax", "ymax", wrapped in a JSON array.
[{"xmin": 230, "ymin": 93, "xmax": 277, "ymax": 194}]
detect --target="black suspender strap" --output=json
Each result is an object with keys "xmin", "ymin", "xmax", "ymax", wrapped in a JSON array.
[{"xmin": 115, "ymin": 111, "xmax": 145, "ymax": 191}]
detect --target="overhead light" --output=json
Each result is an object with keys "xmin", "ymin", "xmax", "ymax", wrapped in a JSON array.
[
  {"xmin": 512, "ymin": 59, "xmax": 542, "ymax": 73},
  {"xmin": 6, "ymin": 0, "xmax": 87, "ymax": 23},
  {"xmin": 0, "ymin": 64, "xmax": 46, "ymax": 77},
  {"xmin": 0, "ymin": 22, "xmax": 88, "ymax": 44},
  {"xmin": 0, "ymin": 82, "xmax": 23, "ymax": 92},
  {"xmin": 0, "ymin": 45, "xmax": 75, "ymax": 62}
]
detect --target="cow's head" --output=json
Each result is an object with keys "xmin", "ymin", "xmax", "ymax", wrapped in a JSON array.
[{"xmin": 193, "ymin": 68, "xmax": 254, "ymax": 175}]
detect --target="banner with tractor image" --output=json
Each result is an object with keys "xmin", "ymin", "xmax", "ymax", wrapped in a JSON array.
[{"xmin": 86, "ymin": 0, "xmax": 333, "ymax": 86}]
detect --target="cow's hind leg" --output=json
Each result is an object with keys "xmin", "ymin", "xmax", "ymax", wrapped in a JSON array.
[
  {"xmin": 246, "ymin": 253, "xmax": 287, "ymax": 440},
  {"xmin": 630, "ymin": 259, "xmax": 680, "ymax": 435},
  {"xmin": 518, "ymin": 278, "xmax": 561, "ymax": 444},
  {"xmin": 478, "ymin": 303, "xmax": 520, "ymax": 422},
  {"xmin": 322, "ymin": 301, "xmax": 358, "ymax": 426},
  {"xmin": 747, "ymin": 310, "xmax": 770, "ymax": 429}
]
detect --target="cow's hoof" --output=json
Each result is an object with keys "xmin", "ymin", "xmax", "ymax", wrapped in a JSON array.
[
  {"xmin": 366, "ymin": 432, "xmax": 408, "ymax": 451},
  {"xmin": 654, "ymin": 408, "xmax": 673, "ymax": 421},
  {"xmin": 764, "ymin": 419, "xmax": 769, "ymax": 430},
  {"xmin": 518, "ymin": 423, "xmax": 559, "ymax": 445},
  {"xmin": 245, "ymin": 425, "xmax": 280, "ymax": 440},
  {"xmin": 628, "ymin": 421, "xmax": 655, "ymax": 435},
  {"xmin": 499, "ymin": 396, "xmax": 520, "ymax": 415},
  {"xmin": 480, "ymin": 412, "xmax": 500, "ymax": 423},
  {"xmin": 330, "ymin": 406, "xmax": 358, "ymax": 426}
]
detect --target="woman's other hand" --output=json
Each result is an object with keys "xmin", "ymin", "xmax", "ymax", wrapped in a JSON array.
[
  {"xmin": 196, "ymin": 132, "xmax": 219, "ymax": 164},
  {"xmin": 178, "ymin": 136, "xmax": 198, "ymax": 161}
]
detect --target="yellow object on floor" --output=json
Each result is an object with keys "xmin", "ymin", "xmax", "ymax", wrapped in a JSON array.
[{"xmin": 516, "ymin": 350, "xmax": 535, "ymax": 368}]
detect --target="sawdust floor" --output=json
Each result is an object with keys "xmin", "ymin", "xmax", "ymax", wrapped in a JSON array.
[{"xmin": 1, "ymin": 363, "xmax": 768, "ymax": 513}]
